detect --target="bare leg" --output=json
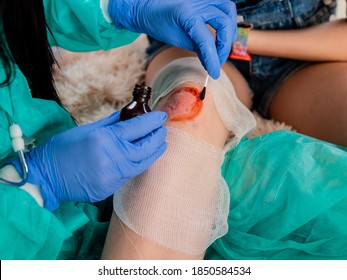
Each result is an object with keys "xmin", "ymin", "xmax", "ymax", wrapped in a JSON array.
[
  {"xmin": 102, "ymin": 47, "xmax": 254, "ymax": 260},
  {"xmin": 269, "ymin": 62, "xmax": 347, "ymax": 146},
  {"xmin": 103, "ymin": 68, "xmax": 227, "ymax": 259}
]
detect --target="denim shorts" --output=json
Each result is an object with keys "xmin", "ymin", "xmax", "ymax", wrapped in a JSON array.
[{"xmin": 146, "ymin": 0, "xmax": 337, "ymax": 118}]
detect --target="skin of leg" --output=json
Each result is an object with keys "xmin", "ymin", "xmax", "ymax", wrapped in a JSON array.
[
  {"xmin": 102, "ymin": 47, "xmax": 248, "ymax": 260},
  {"xmin": 269, "ymin": 62, "xmax": 347, "ymax": 146}
]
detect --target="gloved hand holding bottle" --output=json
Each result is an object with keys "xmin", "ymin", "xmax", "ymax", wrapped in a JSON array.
[
  {"xmin": 108, "ymin": 0, "xmax": 237, "ymax": 79},
  {"xmin": 11, "ymin": 111, "xmax": 167, "ymax": 211}
]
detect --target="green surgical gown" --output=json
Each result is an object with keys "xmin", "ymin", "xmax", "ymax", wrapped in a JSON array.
[
  {"xmin": 206, "ymin": 132, "xmax": 347, "ymax": 260},
  {"xmin": 0, "ymin": 0, "xmax": 138, "ymax": 260}
]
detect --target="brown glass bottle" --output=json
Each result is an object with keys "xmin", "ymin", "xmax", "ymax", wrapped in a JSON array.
[{"xmin": 119, "ymin": 84, "xmax": 152, "ymax": 121}]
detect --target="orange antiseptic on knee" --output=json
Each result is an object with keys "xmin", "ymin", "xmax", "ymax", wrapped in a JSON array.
[{"xmin": 159, "ymin": 87, "xmax": 203, "ymax": 122}]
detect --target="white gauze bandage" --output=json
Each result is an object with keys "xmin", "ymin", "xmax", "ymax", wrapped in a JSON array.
[
  {"xmin": 114, "ymin": 127, "xmax": 227, "ymax": 255},
  {"xmin": 113, "ymin": 57, "xmax": 256, "ymax": 255}
]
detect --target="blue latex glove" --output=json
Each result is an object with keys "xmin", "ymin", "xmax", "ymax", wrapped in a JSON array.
[
  {"xmin": 12, "ymin": 111, "xmax": 167, "ymax": 211},
  {"xmin": 109, "ymin": 0, "xmax": 237, "ymax": 79}
]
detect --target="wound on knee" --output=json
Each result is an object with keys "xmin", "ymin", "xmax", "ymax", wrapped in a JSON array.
[{"xmin": 158, "ymin": 86, "xmax": 203, "ymax": 122}]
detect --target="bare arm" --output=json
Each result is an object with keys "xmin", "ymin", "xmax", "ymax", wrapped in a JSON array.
[{"xmin": 247, "ymin": 19, "xmax": 347, "ymax": 61}]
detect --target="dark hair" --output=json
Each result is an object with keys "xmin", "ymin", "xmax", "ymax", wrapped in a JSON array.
[{"xmin": 0, "ymin": 0, "xmax": 62, "ymax": 106}]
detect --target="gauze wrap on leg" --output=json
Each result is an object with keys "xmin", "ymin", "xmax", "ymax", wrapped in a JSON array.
[
  {"xmin": 113, "ymin": 57, "xmax": 256, "ymax": 255},
  {"xmin": 114, "ymin": 127, "xmax": 227, "ymax": 255}
]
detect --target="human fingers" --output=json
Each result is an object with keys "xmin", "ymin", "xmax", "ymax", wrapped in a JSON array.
[
  {"xmin": 213, "ymin": 0, "xmax": 237, "ymax": 20},
  {"xmin": 124, "ymin": 126, "xmax": 167, "ymax": 162},
  {"xmin": 186, "ymin": 19, "xmax": 221, "ymax": 79},
  {"xmin": 207, "ymin": 8, "xmax": 236, "ymax": 65},
  {"xmin": 92, "ymin": 111, "xmax": 121, "ymax": 128},
  {"xmin": 114, "ymin": 111, "xmax": 168, "ymax": 141},
  {"xmin": 130, "ymin": 142, "xmax": 167, "ymax": 176}
]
